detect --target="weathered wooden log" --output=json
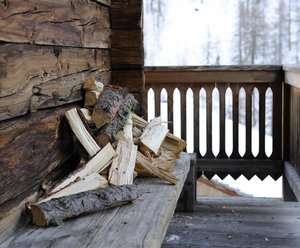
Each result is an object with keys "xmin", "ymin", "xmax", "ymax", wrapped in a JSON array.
[
  {"xmin": 0, "ymin": 104, "xmax": 77, "ymax": 213},
  {"xmin": 0, "ymin": 43, "xmax": 110, "ymax": 121},
  {"xmin": 30, "ymin": 185, "xmax": 142, "ymax": 226},
  {"xmin": 109, "ymin": 136, "xmax": 138, "ymax": 185},
  {"xmin": 92, "ymin": 85, "xmax": 127, "ymax": 129},
  {"xmin": 0, "ymin": 0, "xmax": 110, "ymax": 48},
  {"xmin": 138, "ymin": 117, "xmax": 169, "ymax": 155},
  {"xmin": 96, "ymin": 94, "xmax": 138, "ymax": 146},
  {"xmin": 65, "ymin": 108, "xmax": 100, "ymax": 157}
]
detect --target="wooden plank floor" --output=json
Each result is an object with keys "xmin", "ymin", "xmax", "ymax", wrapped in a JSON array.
[{"xmin": 162, "ymin": 197, "xmax": 300, "ymax": 248}]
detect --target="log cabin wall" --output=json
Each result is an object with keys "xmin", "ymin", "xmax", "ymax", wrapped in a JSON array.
[
  {"xmin": 110, "ymin": 0, "xmax": 145, "ymax": 107},
  {"xmin": 0, "ymin": 0, "xmax": 144, "ymax": 236},
  {"xmin": 284, "ymin": 66, "xmax": 300, "ymax": 175}
]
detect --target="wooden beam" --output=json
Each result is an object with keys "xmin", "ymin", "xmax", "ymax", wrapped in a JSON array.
[
  {"xmin": 0, "ymin": 104, "xmax": 78, "ymax": 211},
  {"xmin": 145, "ymin": 66, "xmax": 283, "ymax": 84},
  {"xmin": 284, "ymin": 162, "xmax": 300, "ymax": 201},
  {"xmin": 0, "ymin": 44, "xmax": 110, "ymax": 121},
  {"xmin": 0, "ymin": 0, "xmax": 110, "ymax": 48}
]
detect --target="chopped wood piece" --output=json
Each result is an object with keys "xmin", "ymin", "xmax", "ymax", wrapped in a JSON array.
[
  {"xmin": 132, "ymin": 113, "xmax": 148, "ymax": 129},
  {"xmin": 123, "ymin": 112, "xmax": 133, "ymax": 141},
  {"xmin": 92, "ymin": 86, "xmax": 125, "ymax": 129},
  {"xmin": 30, "ymin": 185, "xmax": 142, "ymax": 226},
  {"xmin": 80, "ymin": 108, "xmax": 92, "ymax": 122},
  {"xmin": 163, "ymin": 133, "xmax": 187, "ymax": 156},
  {"xmin": 152, "ymin": 157, "xmax": 174, "ymax": 173},
  {"xmin": 40, "ymin": 173, "xmax": 108, "ymax": 203},
  {"xmin": 133, "ymin": 126, "xmax": 143, "ymax": 139},
  {"xmin": 136, "ymin": 152, "xmax": 178, "ymax": 185},
  {"xmin": 138, "ymin": 117, "xmax": 169, "ymax": 155},
  {"xmin": 83, "ymin": 77, "xmax": 104, "ymax": 92},
  {"xmin": 65, "ymin": 108, "xmax": 100, "ymax": 157},
  {"xmin": 109, "ymin": 136, "xmax": 138, "ymax": 185},
  {"xmin": 96, "ymin": 94, "xmax": 137, "ymax": 146},
  {"xmin": 50, "ymin": 143, "xmax": 115, "ymax": 193},
  {"xmin": 84, "ymin": 90, "xmax": 100, "ymax": 107}
]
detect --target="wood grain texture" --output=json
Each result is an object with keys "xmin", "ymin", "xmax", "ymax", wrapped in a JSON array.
[
  {"xmin": 111, "ymin": 70, "xmax": 144, "ymax": 93},
  {"xmin": 287, "ymin": 85, "xmax": 300, "ymax": 172},
  {"xmin": 0, "ymin": 153, "xmax": 190, "ymax": 248},
  {"xmin": 31, "ymin": 185, "xmax": 142, "ymax": 226},
  {"xmin": 0, "ymin": 44, "xmax": 110, "ymax": 120},
  {"xmin": 0, "ymin": 0, "xmax": 110, "ymax": 48},
  {"xmin": 163, "ymin": 197, "xmax": 300, "ymax": 248},
  {"xmin": 111, "ymin": 29, "xmax": 141, "ymax": 48},
  {"xmin": 111, "ymin": 48, "xmax": 143, "ymax": 69},
  {"xmin": 284, "ymin": 162, "xmax": 300, "ymax": 201},
  {"xmin": 145, "ymin": 70, "xmax": 283, "ymax": 84},
  {"xmin": 110, "ymin": 0, "xmax": 144, "ymax": 107},
  {"xmin": 0, "ymin": 104, "xmax": 78, "ymax": 213}
]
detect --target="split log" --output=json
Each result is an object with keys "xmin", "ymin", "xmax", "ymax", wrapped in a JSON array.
[
  {"xmin": 162, "ymin": 133, "xmax": 187, "ymax": 158},
  {"xmin": 135, "ymin": 152, "xmax": 178, "ymax": 185},
  {"xmin": 138, "ymin": 117, "xmax": 169, "ymax": 155},
  {"xmin": 84, "ymin": 78, "xmax": 104, "ymax": 107},
  {"xmin": 50, "ymin": 143, "xmax": 115, "ymax": 193},
  {"xmin": 65, "ymin": 108, "xmax": 100, "ymax": 157},
  {"xmin": 84, "ymin": 91, "xmax": 101, "ymax": 107},
  {"xmin": 83, "ymin": 77, "xmax": 104, "ymax": 92},
  {"xmin": 92, "ymin": 86, "xmax": 126, "ymax": 129},
  {"xmin": 123, "ymin": 112, "xmax": 133, "ymax": 141},
  {"xmin": 80, "ymin": 108, "xmax": 92, "ymax": 122},
  {"xmin": 132, "ymin": 113, "xmax": 186, "ymax": 158},
  {"xmin": 109, "ymin": 136, "xmax": 138, "ymax": 185},
  {"xmin": 40, "ymin": 173, "xmax": 108, "ymax": 203},
  {"xmin": 132, "ymin": 112, "xmax": 148, "ymax": 129},
  {"xmin": 30, "ymin": 185, "xmax": 143, "ymax": 226},
  {"xmin": 96, "ymin": 94, "xmax": 138, "ymax": 146}
]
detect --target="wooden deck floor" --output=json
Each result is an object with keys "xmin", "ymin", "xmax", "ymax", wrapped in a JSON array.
[{"xmin": 162, "ymin": 197, "xmax": 300, "ymax": 248}]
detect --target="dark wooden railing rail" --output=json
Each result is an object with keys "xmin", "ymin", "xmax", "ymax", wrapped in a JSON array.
[{"xmin": 145, "ymin": 66, "xmax": 284, "ymax": 180}]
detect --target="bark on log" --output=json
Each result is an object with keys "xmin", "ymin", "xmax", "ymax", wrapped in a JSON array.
[
  {"xmin": 92, "ymin": 86, "xmax": 126, "ymax": 129},
  {"xmin": 96, "ymin": 94, "xmax": 138, "ymax": 146},
  {"xmin": 30, "ymin": 185, "xmax": 143, "ymax": 226}
]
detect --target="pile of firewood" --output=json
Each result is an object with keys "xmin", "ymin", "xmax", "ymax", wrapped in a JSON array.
[{"xmin": 27, "ymin": 78, "xmax": 186, "ymax": 226}]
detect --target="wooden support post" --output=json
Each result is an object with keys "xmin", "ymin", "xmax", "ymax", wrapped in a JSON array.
[
  {"xmin": 176, "ymin": 153, "xmax": 196, "ymax": 212},
  {"xmin": 283, "ymin": 162, "xmax": 300, "ymax": 202}
]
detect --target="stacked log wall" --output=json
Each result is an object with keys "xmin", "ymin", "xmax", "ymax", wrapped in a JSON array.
[
  {"xmin": 110, "ymin": 0, "xmax": 145, "ymax": 106},
  {"xmin": 0, "ymin": 0, "xmax": 112, "ymax": 218}
]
